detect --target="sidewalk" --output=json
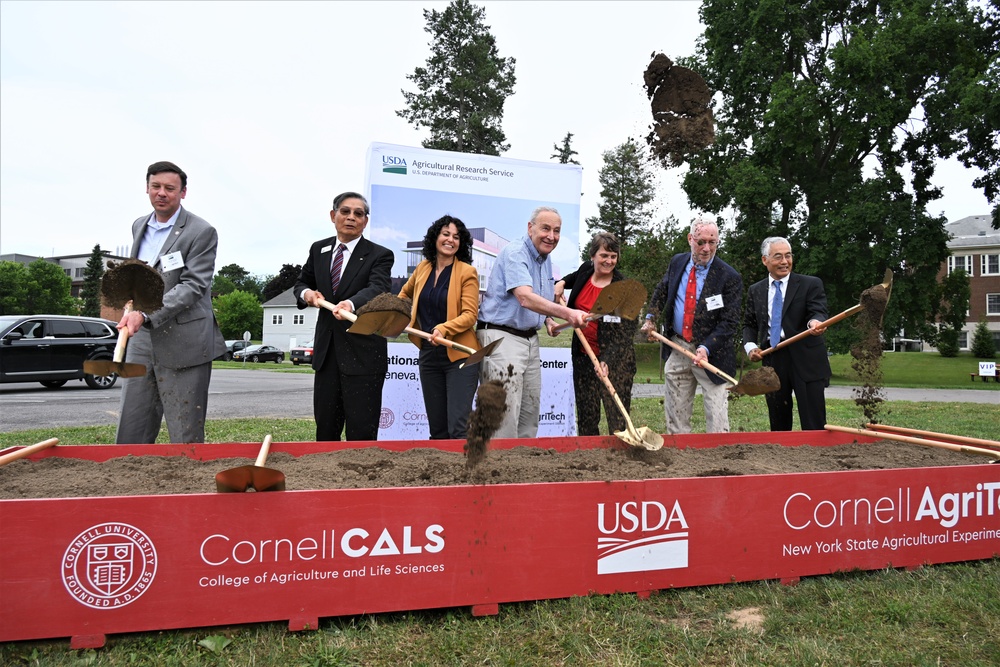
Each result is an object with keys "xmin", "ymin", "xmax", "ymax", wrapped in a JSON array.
[{"xmin": 631, "ymin": 382, "xmax": 1000, "ymax": 404}]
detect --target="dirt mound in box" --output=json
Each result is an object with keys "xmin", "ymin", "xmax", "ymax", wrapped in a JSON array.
[{"xmin": 0, "ymin": 440, "xmax": 981, "ymax": 499}]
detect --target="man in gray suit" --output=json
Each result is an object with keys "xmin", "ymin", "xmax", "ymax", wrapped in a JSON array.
[{"xmin": 116, "ymin": 161, "xmax": 226, "ymax": 444}]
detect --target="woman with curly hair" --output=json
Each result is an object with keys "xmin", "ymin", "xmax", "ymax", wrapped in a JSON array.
[{"xmin": 398, "ymin": 215, "xmax": 481, "ymax": 439}]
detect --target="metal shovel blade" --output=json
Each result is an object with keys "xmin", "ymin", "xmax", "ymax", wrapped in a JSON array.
[
  {"xmin": 215, "ymin": 436, "xmax": 286, "ymax": 493},
  {"xmin": 616, "ymin": 425, "xmax": 664, "ymax": 451},
  {"xmin": 100, "ymin": 259, "xmax": 165, "ymax": 312},
  {"xmin": 347, "ymin": 310, "xmax": 411, "ymax": 337},
  {"xmin": 590, "ymin": 279, "xmax": 648, "ymax": 320},
  {"xmin": 458, "ymin": 337, "xmax": 503, "ymax": 369}
]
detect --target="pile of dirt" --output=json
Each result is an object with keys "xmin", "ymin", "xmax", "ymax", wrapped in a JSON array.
[
  {"xmin": 734, "ymin": 366, "xmax": 780, "ymax": 396},
  {"xmin": 0, "ymin": 440, "xmax": 983, "ymax": 500},
  {"xmin": 100, "ymin": 259, "xmax": 164, "ymax": 313},
  {"xmin": 644, "ymin": 53, "xmax": 715, "ymax": 168},
  {"xmin": 357, "ymin": 293, "xmax": 412, "ymax": 317}
]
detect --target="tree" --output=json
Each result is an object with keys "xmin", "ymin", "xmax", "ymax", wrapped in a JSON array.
[
  {"xmin": 551, "ymin": 132, "xmax": 580, "ymax": 164},
  {"xmin": 80, "ymin": 245, "xmax": 105, "ymax": 318},
  {"xmin": 685, "ymin": 0, "xmax": 998, "ymax": 349},
  {"xmin": 970, "ymin": 319, "xmax": 997, "ymax": 359},
  {"xmin": 213, "ymin": 291, "xmax": 263, "ymax": 340},
  {"xmin": 0, "ymin": 261, "xmax": 30, "ymax": 315},
  {"xmin": 397, "ymin": 0, "xmax": 516, "ymax": 155},
  {"xmin": 585, "ymin": 138, "xmax": 657, "ymax": 248},
  {"xmin": 933, "ymin": 268, "xmax": 970, "ymax": 355},
  {"xmin": 617, "ymin": 216, "xmax": 687, "ymax": 300},
  {"xmin": 262, "ymin": 264, "xmax": 302, "ymax": 303},
  {"xmin": 25, "ymin": 260, "xmax": 76, "ymax": 315},
  {"xmin": 216, "ymin": 263, "xmax": 265, "ymax": 301}
]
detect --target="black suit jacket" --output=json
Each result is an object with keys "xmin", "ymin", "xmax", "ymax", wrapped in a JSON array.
[
  {"xmin": 294, "ymin": 236, "xmax": 393, "ymax": 376},
  {"xmin": 743, "ymin": 273, "xmax": 831, "ymax": 383},
  {"xmin": 561, "ymin": 261, "xmax": 637, "ymax": 373},
  {"xmin": 647, "ymin": 253, "xmax": 743, "ymax": 384}
]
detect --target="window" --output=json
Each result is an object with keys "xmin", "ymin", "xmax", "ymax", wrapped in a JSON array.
[
  {"xmin": 272, "ymin": 314, "xmax": 283, "ymax": 325},
  {"xmin": 293, "ymin": 314, "xmax": 304, "ymax": 325},
  {"xmin": 74, "ymin": 268, "xmax": 85, "ymax": 278},
  {"xmin": 988, "ymin": 294, "xmax": 1000, "ymax": 316},
  {"xmin": 958, "ymin": 331, "xmax": 968, "ymax": 349},
  {"xmin": 982, "ymin": 254, "xmax": 999, "ymax": 276},
  {"xmin": 948, "ymin": 255, "xmax": 972, "ymax": 275},
  {"xmin": 50, "ymin": 319, "xmax": 87, "ymax": 338}
]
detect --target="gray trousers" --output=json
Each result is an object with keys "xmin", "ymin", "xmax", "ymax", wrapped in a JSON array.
[
  {"xmin": 116, "ymin": 329, "xmax": 213, "ymax": 444},
  {"xmin": 663, "ymin": 337, "xmax": 730, "ymax": 434},
  {"xmin": 476, "ymin": 329, "xmax": 540, "ymax": 439}
]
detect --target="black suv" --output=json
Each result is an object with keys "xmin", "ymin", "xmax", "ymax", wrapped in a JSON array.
[
  {"xmin": 0, "ymin": 315, "xmax": 121, "ymax": 389},
  {"xmin": 216, "ymin": 339, "xmax": 251, "ymax": 361}
]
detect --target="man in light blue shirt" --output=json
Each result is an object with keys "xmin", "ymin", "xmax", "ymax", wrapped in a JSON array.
[{"xmin": 476, "ymin": 207, "xmax": 590, "ymax": 438}]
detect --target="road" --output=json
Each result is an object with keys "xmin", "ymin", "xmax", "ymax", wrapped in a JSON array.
[{"xmin": 1, "ymin": 369, "xmax": 996, "ymax": 434}]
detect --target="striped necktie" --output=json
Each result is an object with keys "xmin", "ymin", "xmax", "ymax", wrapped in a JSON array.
[{"xmin": 330, "ymin": 244, "xmax": 347, "ymax": 295}]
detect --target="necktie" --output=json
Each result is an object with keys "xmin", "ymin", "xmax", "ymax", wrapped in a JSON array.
[
  {"xmin": 769, "ymin": 280, "xmax": 783, "ymax": 348},
  {"xmin": 682, "ymin": 265, "xmax": 697, "ymax": 342},
  {"xmin": 329, "ymin": 244, "xmax": 347, "ymax": 295}
]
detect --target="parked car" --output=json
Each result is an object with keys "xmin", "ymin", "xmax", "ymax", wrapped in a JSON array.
[
  {"xmin": 290, "ymin": 340, "xmax": 314, "ymax": 366},
  {"xmin": 215, "ymin": 339, "xmax": 251, "ymax": 362},
  {"xmin": 233, "ymin": 344, "xmax": 284, "ymax": 363},
  {"xmin": 0, "ymin": 314, "xmax": 121, "ymax": 389}
]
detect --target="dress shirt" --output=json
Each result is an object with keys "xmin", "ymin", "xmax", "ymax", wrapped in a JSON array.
[
  {"xmin": 137, "ymin": 207, "xmax": 181, "ymax": 265},
  {"xmin": 671, "ymin": 258, "xmax": 714, "ymax": 336}
]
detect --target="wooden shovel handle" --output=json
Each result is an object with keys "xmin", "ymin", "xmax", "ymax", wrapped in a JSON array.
[
  {"xmin": 647, "ymin": 330, "xmax": 739, "ymax": 386},
  {"xmin": 113, "ymin": 300, "xmax": 135, "ymax": 363},
  {"xmin": 758, "ymin": 304, "xmax": 862, "ymax": 358},
  {"xmin": 573, "ymin": 329, "xmax": 640, "ymax": 437},
  {"xmin": 0, "ymin": 438, "xmax": 59, "ymax": 466},
  {"xmin": 318, "ymin": 297, "xmax": 476, "ymax": 355},
  {"xmin": 825, "ymin": 424, "xmax": 1000, "ymax": 460},
  {"xmin": 864, "ymin": 423, "xmax": 1000, "ymax": 450},
  {"xmin": 255, "ymin": 435, "xmax": 273, "ymax": 467}
]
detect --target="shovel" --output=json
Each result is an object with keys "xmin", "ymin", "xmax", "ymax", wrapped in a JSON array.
[
  {"xmin": 100, "ymin": 258, "xmax": 165, "ymax": 313},
  {"xmin": 825, "ymin": 424, "xmax": 1000, "ymax": 462},
  {"xmin": 575, "ymin": 329, "xmax": 662, "ymax": 450},
  {"xmin": 758, "ymin": 270, "xmax": 894, "ymax": 358},
  {"xmin": 83, "ymin": 301, "xmax": 147, "ymax": 379},
  {"xmin": 647, "ymin": 330, "xmax": 778, "ymax": 396},
  {"xmin": 0, "ymin": 438, "xmax": 59, "ymax": 466},
  {"xmin": 552, "ymin": 279, "xmax": 648, "ymax": 333},
  {"xmin": 215, "ymin": 435, "xmax": 287, "ymax": 492}
]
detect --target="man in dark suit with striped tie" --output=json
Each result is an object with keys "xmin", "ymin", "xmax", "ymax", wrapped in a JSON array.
[
  {"xmin": 295, "ymin": 192, "xmax": 394, "ymax": 441},
  {"xmin": 743, "ymin": 237, "xmax": 831, "ymax": 431}
]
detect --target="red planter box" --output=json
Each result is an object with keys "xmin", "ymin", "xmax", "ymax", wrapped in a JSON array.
[{"xmin": 1, "ymin": 431, "xmax": 998, "ymax": 648}]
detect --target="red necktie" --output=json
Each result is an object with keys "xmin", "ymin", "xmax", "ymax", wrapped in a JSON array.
[
  {"xmin": 682, "ymin": 265, "xmax": 697, "ymax": 342},
  {"xmin": 329, "ymin": 244, "xmax": 347, "ymax": 295}
]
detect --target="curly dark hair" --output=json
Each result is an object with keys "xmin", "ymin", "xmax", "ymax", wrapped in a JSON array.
[{"xmin": 421, "ymin": 215, "xmax": 473, "ymax": 264}]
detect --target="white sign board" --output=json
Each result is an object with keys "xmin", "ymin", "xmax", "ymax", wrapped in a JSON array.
[
  {"xmin": 378, "ymin": 343, "xmax": 575, "ymax": 440},
  {"xmin": 979, "ymin": 361, "xmax": 996, "ymax": 377}
]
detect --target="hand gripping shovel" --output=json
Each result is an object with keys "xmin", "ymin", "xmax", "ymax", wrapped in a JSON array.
[
  {"xmin": 83, "ymin": 300, "xmax": 147, "ymax": 379},
  {"xmin": 758, "ymin": 270, "xmax": 894, "ymax": 358},
  {"xmin": 553, "ymin": 279, "xmax": 648, "ymax": 333},
  {"xmin": 215, "ymin": 435, "xmax": 287, "ymax": 492},
  {"xmin": 575, "ymin": 329, "xmax": 662, "ymax": 450},
  {"xmin": 0, "ymin": 438, "xmax": 59, "ymax": 466},
  {"xmin": 648, "ymin": 330, "xmax": 779, "ymax": 396}
]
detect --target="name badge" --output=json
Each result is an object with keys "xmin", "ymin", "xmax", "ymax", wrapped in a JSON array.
[
  {"xmin": 705, "ymin": 294, "xmax": 724, "ymax": 311},
  {"xmin": 602, "ymin": 315, "xmax": 621, "ymax": 323},
  {"xmin": 160, "ymin": 251, "xmax": 184, "ymax": 272},
  {"xmin": 321, "ymin": 245, "xmax": 333, "ymax": 253}
]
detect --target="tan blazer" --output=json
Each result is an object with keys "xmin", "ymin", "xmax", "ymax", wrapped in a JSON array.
[{"xmin": 399, "ymin": 259, "xmax": 480, "ymax": 362}]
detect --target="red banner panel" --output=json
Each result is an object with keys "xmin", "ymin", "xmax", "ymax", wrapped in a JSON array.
[{"xmin": 1, "ymin": 433, "xmax": 997, "ymax": 648}]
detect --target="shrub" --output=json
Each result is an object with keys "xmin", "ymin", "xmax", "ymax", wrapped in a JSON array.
[
  {"xmin": 937, "ymin": 327, "xmax": 960, "ymax": 357},
  {"xmin": 970, "ymin": 320, "xmax": 997, "ymax": 359}
]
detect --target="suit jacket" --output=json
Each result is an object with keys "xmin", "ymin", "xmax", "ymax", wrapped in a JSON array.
[
  {"xmin": 743, "ymin": 272, "xmax": 831, "ymax": 382},
  {"xmin": 128, "ymin": 207, "xmax": 225, "ymax": 369},
  {"xmin": 647, "ymin": 252, "xmax": 743, "ymax": 383},
  {"xmin": 399, "ymin": 259, "xmax": 480, "ymax": 363},
  {"xmin": 561, "ymin": 261, "xmax": 637, "ymax": 373},
  {"xmin": 294, "ymin": 235, "xmax": 394, "ymax": 375}
]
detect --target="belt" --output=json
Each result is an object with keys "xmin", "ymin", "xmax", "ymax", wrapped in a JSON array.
[{"xmin": 477, "ymin": 321, "xmax": 537, "ymax": 339}]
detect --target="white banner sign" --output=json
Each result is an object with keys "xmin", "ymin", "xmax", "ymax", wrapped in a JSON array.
[
  {"xmin": 979, "ymin": 361, "xmax": 996, "ymax": 377},
  {"xmin": 379, "ymin": 342, "xmax": 575, "ymax": 440}
]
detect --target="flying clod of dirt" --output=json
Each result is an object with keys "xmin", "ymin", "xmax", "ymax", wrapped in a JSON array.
[
  {"xmin": 465, "ymin": 380, "xmax": 507, "ymax": 470},
  {"xmin": 644, "ymin": 52, "xmax": 715, "ymax": 168}
]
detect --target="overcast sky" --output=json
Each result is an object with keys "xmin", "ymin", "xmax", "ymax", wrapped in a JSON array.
[{"xmin": 0, "ymin": 0, "xmax": 989, "ymax": 277}]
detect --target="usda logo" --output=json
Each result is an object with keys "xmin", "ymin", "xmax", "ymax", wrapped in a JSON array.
[{"xmin": 382, "ymin": 155, "xmax": 407, "ymax": 175}]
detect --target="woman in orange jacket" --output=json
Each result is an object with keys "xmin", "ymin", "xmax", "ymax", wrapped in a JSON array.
[{"xmin": 399, "ymin": 215, "xmax": 481, "ymax": 439}]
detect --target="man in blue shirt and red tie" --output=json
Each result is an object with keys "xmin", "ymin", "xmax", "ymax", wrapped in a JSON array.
[
  {"xmin": 642, "ymin": 216, "xmax": 743, "ymax": 434},
  {"xmin": 743, "ymin": 236, "xmax": 831, "ymax": 431}
]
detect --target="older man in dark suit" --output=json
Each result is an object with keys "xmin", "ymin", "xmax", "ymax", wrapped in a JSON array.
[
  {"xmin": 641, "ymin": 217, "xmax": 743, "ymax": 434},
  {"xmin": 295, "ymin": 192, "xmax": 394, "ymax": 441},
  {"xmin": 116, "ymin": 161, "xmax": 226, "ymax": 444},
  {"xmin": 743, "ymin": 236, "xmax": 831, "ymax": 431}
]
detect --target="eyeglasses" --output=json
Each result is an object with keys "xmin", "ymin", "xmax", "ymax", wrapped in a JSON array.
[
  {"xmin": 769, "ymin": 253, "xmax": 793, "ymax": 261},
  {"xmin": 694, "ymin": 239, "xmax": 718, "ymax": 247},
  {"xmin": 338, "ymin": 207, "xmax": 367, "ymax": 218}
]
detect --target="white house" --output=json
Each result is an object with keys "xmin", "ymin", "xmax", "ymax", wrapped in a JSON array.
[{"xmin": 261, "ymin": 288, "xmax": 317, "ymax": 351}]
